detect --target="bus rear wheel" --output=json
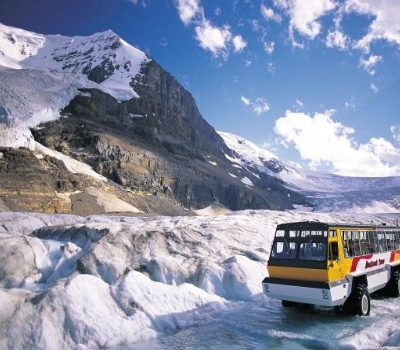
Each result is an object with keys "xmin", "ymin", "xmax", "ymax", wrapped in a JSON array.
[{"xmin": 384, "ymin": 270, "xmax": 400, "ymax": 297}]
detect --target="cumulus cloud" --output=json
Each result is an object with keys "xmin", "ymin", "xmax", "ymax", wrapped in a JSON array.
[
  {"xmin": 274, "ymin": 0, "xmax": 336, "ymax": 44},
  {"xmin": 274, "ymin": 110, "xmax": 400, "ymax": 176},
  {"xmin": 232, "ymin": 35, "xmax": 247, "ymax": 52},
  {"xmin": 174, "ymin": 0, "xmax": 246, "ymax": 59},
  {"xmin": 195, "ymin": 21, "xmax": 232, "ymax": 58},
  {"xmin": 261, "ymin": 4, "xmax": 282, "ymax": 22},
  {"xmin": 240, "ymin": 96, "xmax": 270, "ymax": 115},
  {"xmin": 268, "ymin": 0, "xmax": 400, "ymax": 74},
  {"xmin": 175, "ymin": 0, "xmax": 201, "ymax": 25},
  {"xmin": 344, "ymin": 0, "xmax": 400, "ymax": 53}
]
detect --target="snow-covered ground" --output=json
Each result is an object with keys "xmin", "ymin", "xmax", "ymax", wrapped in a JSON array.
[{"xmin": 1, "ymin": 209, "xmax": 400, "ymax": 349}]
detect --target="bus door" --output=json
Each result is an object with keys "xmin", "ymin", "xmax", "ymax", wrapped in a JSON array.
[{"xmin": 328, "ymin": 230, "xmax": 345, "ymax": 280}]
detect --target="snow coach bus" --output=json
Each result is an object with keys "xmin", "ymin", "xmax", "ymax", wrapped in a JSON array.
[{"xmin": 262, "ymin": 221, "xmax": 400, "ymax": 316}]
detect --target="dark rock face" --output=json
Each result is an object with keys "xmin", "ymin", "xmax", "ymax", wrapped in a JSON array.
[
  {"xmin": 0, "ymin": 147, "xmax": 81, "ymax": 213},
  {"xmin": 29, "ymin": 57, "xmax": 305, "ymax": 213},
  {"xmin": 127, "ymin": 60, "xmax": 229, "ymax": 159}
]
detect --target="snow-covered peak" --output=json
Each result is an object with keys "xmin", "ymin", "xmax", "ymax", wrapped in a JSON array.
[
  {"xmin": 0, "ymin": 23, "xmax": 150, "ymax": 149},
  {"xmin": 0, "ymin": 23, "xmax": 46, "ymax": 69},
  {"xmin": 0, "ymin": 23, "xmax": 149, "ymax": 100},
  {"xmin": 218, "ymin": 131, "xmax": 280, "ymax": 175}
]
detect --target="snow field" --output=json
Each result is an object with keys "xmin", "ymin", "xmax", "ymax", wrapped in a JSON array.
[{"xmin": 1, "ymin": 210, "xmax": 400, "ymax": 349}]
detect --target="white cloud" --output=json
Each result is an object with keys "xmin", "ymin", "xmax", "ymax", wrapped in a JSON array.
[
  {"xmin": 253, "ymin": 98, "xmax": 270, "ymax": 115},
  {"xmin": 326, "ymin": 29, "xmax": 350, "ymax": 50},
  {"xmin": 241, "ymin": 96, "xmax": 270, "ymax": 115},
  {"xmin": 345, "ymin": 98, "xmax": 356, "ymax": 109},
  {"xmin": 267, "ymin": 62, "xmax": 276, "ymax": 74},
  {"xmin": 359, "ymin": 54, "xmax": 382, "ymax": 75},
  {"xmin": 241, "ymin": 95, "xmax": 251, "ymax": 105},
  {"xmin": 344, "ymin": 0, "xmax": 400, "ymax": 53},
  {"xmin": 195, "ymin": 21, "xmax": 232, "ymax": 58},
  {"xmin": 250, "ymin": 19, "xmax": 262, "ymax": 32},
  {"xmin": 232, "ymin": 35, "xmax": 247, "ymax": 52},
  {"xmin": 391, "ymin": 125, "xmax": 400, "ymax": 145},
  {"xmin": 175, "ymin": 0, "xmax": 201, "ymax": 25},
  {"xmin": 360, "ymin": 137, "xmax": 400, "ymax": 165},
  {"xmin": 263, "ymin": 40, "xmax": 275, "ymax": 55},
  {"xmin": 370, "ymin": 83, "xmax": 379, "ymax": 93},
  {"xmin": 214, "ymin": 7, "xmax": 221, "ymax": 16},
  {"xmin": 274, "ymin": 110, "xmax": 400, "ymax": 176},
  {"xmin": 295, "ymin": 98, "xmax": 304, "ymax": 107},
  {"xmin": 260, "ymin": 4, "xmax": 282, "ymax": 22},
  {"xmin": 175, "ymin": 0, "xmax": 247, "ymax": 59},
  {"xmin": 274, "ymin": 0, "xmax": 336, "ymax": 43}
]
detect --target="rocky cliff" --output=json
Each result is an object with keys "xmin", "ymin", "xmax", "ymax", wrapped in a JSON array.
[
  {"xmin": 0, "ymin": 24, "xmax": 306, "ymax": 215},
  {"xmin": 28, "ymin": 58, "xmax": 305, "ymax": 214}
]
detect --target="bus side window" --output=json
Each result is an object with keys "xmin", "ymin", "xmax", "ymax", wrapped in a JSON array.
[
  {"xmin": 341, "ymin": 231, "xmax": 350, "ymax": 258},
  {"xmin": 329, "ymin": 242, "xmax": 338, "ymax": 261}
]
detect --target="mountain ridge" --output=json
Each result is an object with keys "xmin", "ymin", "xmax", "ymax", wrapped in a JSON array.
[
  {"xmin": 0, "ymin": 23, "xmax": 399, "ymax": 215},
  {"xmin": 0, "ymin": 23, "xmax": 303, "ymax": 214},
  {"xmin": 220, "ymin": 132, "xmax": 400, "ymax": 213}
]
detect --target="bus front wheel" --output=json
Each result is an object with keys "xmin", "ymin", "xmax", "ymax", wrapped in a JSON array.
[{"xmin": 343, "ymin": 284, "xmax": 370, "ymax": 316}]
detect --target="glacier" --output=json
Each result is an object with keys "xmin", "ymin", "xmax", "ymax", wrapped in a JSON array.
[
  {"xmin": 219, "ymin": 131, "xmax": 400, "ymax": 213},
  {"xmin": 1, "ymin": 210, "xmax": 400, "ymax": 349}
]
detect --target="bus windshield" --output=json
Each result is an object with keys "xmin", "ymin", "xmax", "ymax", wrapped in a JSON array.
[
  {"xmin": 271, "ymin": 240, "xmax": 327, "ymax": 261},
  {"xmin": 269, "ymin": 222, "xmax": 330, "ymax": 266}
]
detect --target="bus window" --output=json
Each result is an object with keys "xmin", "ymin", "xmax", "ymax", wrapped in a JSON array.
[
  {"xmin": 395, "ymin": 231, "xmax": 400, "ymax": 249},
  {"xmin": 370, "ymin": 231, "xmax": 379, "ymax": 252},
  {"xmin": 378, "ymin": 232, "xmax": 388, "ymax": 252},
  {"xmin": 271, "ymin": 241, "xmax": 297, "ymax": 259},
  {"xmin": 341, "ymin": 231, "xmax": 350, "ymax": 258},
  {"xmin": 328, "ymin": 242, "xmax": 338, "ymax": 261},
  {"xmin": 275, "ymin": 230, "xmax": 285, "ymax": 237},
  {"xmin": 386, "ymin": 232, "xmax": 394, "ymax": 250},
  {"xmin": 299, "ymin": 242, "xmax": 327, "ymax": 261},
  {"xmin": 329, "ymin": 230, "xmax": 336, "ymax": 238},
  {"xmin": 349, "ymin": 231, "xmax": 360, "ymax": 257}
]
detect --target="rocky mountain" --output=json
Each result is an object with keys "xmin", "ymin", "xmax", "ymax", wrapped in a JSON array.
[
  {"xmin": 0, "ymin": 23, "xmax": 304, "ymax": 215},
  {"xmin": 1, "ymin": 23, "xmax": 398, "ymax": 216}
]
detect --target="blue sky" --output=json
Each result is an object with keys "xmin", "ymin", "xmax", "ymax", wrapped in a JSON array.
[{"xmin": 1, "ymin": 0, "xmax": 400, "ymax": 177}]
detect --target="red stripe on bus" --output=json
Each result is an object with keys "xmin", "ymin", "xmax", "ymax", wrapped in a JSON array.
[
  {"xmin": 390, "ymin": 249, "xmax": 400, "ymax": 262},
  {"xmin": 350, "ymin": 254, "xmax": 374, "ymax": 272}
]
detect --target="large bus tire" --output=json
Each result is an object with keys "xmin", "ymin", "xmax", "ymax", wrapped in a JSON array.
[
  {"xmin": 385, "ymin": 270, "xmax": 400, "ymax": 297},
  {"xmin": 343, "ymin": 284, "xmax": 370, "ymax": 316}
]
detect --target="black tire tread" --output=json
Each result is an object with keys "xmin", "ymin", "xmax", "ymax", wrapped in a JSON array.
[
  {"xmin": 342, "ymin": 283, "xmax": 370, "ymax": 316},
  {"xmin": 384, "ymin": 270, "xmax": 400, "ymax": 297}
]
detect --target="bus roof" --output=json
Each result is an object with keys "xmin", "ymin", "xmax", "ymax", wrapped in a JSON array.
[{"xmin": 276, "ymin": 221, "xmax": 400, "ymax": 231}]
